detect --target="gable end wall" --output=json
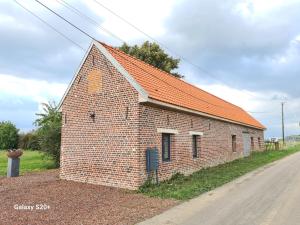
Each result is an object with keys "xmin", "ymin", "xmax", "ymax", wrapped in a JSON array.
[{"xmin": 60, "ymin": 45, "xmax": 141, "ymax": 189}]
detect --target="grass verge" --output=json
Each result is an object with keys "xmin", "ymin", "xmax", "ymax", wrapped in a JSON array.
[
  {"xmin": 0, "ymin": 150, "xmax": 56, "ymax": 176},
  {"xmin": 139, "ymin": 144, "xmax": 300, "ymax": 200}
]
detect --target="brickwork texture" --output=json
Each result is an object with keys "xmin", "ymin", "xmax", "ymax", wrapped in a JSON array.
[{"xmin": 60, "ymin": 44, "xmax": 264, "ymax": 190}]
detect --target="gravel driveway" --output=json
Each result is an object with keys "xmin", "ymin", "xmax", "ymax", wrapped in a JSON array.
[{"xmin": 0, "ymin": 170, "xmax": 176, "ymax": 225}]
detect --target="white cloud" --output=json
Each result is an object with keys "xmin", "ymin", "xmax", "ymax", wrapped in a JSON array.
[
  {"xmin": 85, "ymin": 0, "xmax": 179, "ymax": 43},
  {"xmin": 0, "ymin": 73, "xmax": 67, "ymax": 131},
  {"xmin": 197, "ymin": 83, "xmax": 289, "ymax": 112},
  {"xmin": 197, "ymin": 83, "xmax": 262, "ymax": 111},
  {"xmin": 0, "ymin": 14, "xmax": 14, "ymax": 24},
  {"xmin": 196, "ymin": 83, "xmax": 300, "ymax": 138},
  {"xmin": 0, "ymin": 73, "xmax": 67, "ymax": 104},
  {"xmin": 251, "ymin": 0, "xmax": 300, "ymax": 14}
]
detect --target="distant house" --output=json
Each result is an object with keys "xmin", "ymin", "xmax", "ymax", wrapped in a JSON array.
[{"xmin": 58, "ymin": 40, "xmax": 265, "ymax": 190}]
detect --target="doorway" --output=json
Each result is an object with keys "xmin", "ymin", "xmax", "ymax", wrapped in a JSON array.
[{"xmin": 243, "ymin": 132, "xmax": 251, "ymax": 156}]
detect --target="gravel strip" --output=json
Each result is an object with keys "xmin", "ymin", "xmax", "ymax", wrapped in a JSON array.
[{"xmin": 0, "ymin": 170, "xmax": 177, "ymax": 225}]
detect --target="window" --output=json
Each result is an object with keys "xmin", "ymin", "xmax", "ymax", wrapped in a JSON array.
[
  {"xmin": 64, "ymin": 113, "xmax": 67, "ymax": 124},
  {"xmin": 125, "ymin": 107, "xmax": 129, "ymax": 119},
  {"xmin": 258, "ymin": 137, "xmax": 261, "ymax": 148},
  {"xmin": 92, "ymin": 55, "xmax": 95, "ymax": 66},
  {"xmin": 251, "ymin": 137, "xmax": 254, "ymax": 150},
  {"xmin": 89, "ymin": 111, "xmax": 96, "ymax": 123},
  {"xmin": 162, "ymin": 133, "xmax": 171, "ymax": 162},
  {"xmin": 192, "ymin": 135, "xmax": 199, "ymax": 158},
  {"xmin": 232, "ymin": 135, "xmax": 237, "ymax": 152}
]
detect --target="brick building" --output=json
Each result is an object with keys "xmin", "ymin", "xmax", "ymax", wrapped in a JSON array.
[{"xmin": 58, "ymin": 40, "xmax": 265, "ymax": 190}]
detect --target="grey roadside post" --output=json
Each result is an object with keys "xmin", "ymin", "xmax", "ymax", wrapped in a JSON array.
[
  {"xmin": 7, "ymin": 158, "xmax": 20, "ymax": 177},
  {"xmin": 7, "ymin": 149, "xmax": 23, "ymax": 177}
]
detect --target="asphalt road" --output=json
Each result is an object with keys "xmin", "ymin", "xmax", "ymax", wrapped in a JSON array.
[{"xmin": 138, "ymin": 151, "xmax": 300, "ymax": 225}]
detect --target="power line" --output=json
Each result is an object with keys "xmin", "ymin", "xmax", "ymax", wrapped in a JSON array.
[
  {"xmin": 34, "ymin": 0, "xmax": 95, "ymax": 40},
  {"xmin": 53, "ymin": 0, "xmax": 257, "ymax": 101},
  {"xmin": 92, "ymin": 0, "xmax": 227, "ymax": 82},
  {"xmin": 25, "ymin": 0, "xmax": 262, "ymax": 104},
  {"xmin": 41, "ymin": 0, "xmax": 259, "ymax": 101},
  {"xmin": 60, "ymin": 2, "xmax": 244, "ymax": 105},
  {"xmin": 93, "ymin": 0, "xmax": 157, "ymax": 44},
  {"xmin": 55, "ymin": 0, "xmax": 125, "ymax": 43},
  {"xmin": 23, "ymin": 0, "xmax": 265, "ymax": 114},
  {"xmin": 29, "ymin": 0, "xmax": 241, "ymax": 111},
  {"xmin": 14, "ymin": 0, "xmax": 85, "ymax": 51},
  {"xmin": 91, "ymin": 0, "xmax": 264, "ymax": 100}
]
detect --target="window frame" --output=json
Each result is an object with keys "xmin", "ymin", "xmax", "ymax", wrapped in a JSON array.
[
  {"xmin": 232, "ymin": 135, "xmax": 237, "ymax": 152},
  {"xmin": 162, "ymin": 133, "xmax": 171, "ymax": 162},
  {"xmin": 192, "ymin": 135, "xmax": 199, "ymax": 158}
]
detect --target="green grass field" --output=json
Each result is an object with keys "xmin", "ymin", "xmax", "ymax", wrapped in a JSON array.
[
  {"xmin": 0, "ymin": 150, "xmax": 56, "ymax": 176},
  {"xmin": 139, "ymin": 144, "xmax": 300, "ymax": 200}
]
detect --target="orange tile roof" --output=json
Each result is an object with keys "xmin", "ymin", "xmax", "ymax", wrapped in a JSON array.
[{"xmin": 100, "ymin": 42, "xmax": 265, "ymax": 130}]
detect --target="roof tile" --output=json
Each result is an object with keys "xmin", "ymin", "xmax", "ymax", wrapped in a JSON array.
[{"xmin": 100, "ymin": 42, "xmax": 265, "ymax": 130}]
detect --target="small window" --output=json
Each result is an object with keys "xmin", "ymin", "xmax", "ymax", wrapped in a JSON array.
[
  {"xmin": 64, "ymin": 113, "xmax": 67, "ymax": 124},
  {"xmin": 125, "ymin": 107, "xmax": 129, "ymax": 119},
  {"xmin": 92, "ymin": 55, "xmax": 95, "ymax": 66},
  {"xmin": 232, "ymin": 135, "xmax": 237, "ymax": 152},
  {"xmin": 258, "ymin": 137, "xmax": 261, "ymax": 148},
  {"xmin": 162, "ymin": 133, "xmax": 171, "ymax": 162},
  {"xmin": 89, "ymin": 112, "xmax": 96, "ymax": 123},
  {"xmin": 192, "ymin": 135, "xmax": 199, "ymax": 158},
  {"xmin": 251, "ymin": 137, "xmax": 254, "ymax": 150}
]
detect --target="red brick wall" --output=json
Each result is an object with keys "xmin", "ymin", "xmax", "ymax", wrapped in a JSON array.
[
  {"xmin": 60, "ymin": 44, "xmax": 264, "ymax": 190},
  {"xmin": 138, "ymin": 104, "xmax": 264, "ymax": 183},
  {"xmin": 60, "ymin": 45, "xmax": 141, "ymax": 189}
]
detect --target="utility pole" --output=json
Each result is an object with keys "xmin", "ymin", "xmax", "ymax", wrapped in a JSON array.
[{"xmin": 281, "ymin": 102, "xmax": 285, "ymax": 146}]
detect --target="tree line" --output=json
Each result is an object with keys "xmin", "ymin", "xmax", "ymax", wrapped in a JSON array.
[{"xmin": 0, "ymin": 102, "xmax": 61, "ymax": 167}]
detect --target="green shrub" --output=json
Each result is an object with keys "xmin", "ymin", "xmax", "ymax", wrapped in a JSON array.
[
  {"xmin": 18, "ymin": 131, "xmax": 40, "ymax": 150},
  {"xmin": 35, "ymin": 102, "xmax": 61, "ymax": 168},
  {"xmin": 0, "ymin": 121, "xmax": 19, "ymax": 149}
]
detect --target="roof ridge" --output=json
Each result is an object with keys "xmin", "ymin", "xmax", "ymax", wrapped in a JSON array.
[
  {"xmin": 100, "ymin": 42, "xmax": 242, "ymax": 112},
  {"xmin": 99, "ymin": 41, "xmax": 183, "ymax": 79},
  {"xmin": 99, "ymin": 42, "xmax": 240, "ymax": 110}
]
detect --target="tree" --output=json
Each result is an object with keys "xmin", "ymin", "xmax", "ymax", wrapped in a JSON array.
[
  {"xmin": 118, "ymin": 41, "xmax": 183, "ymax": 78},
  {"xmin": 18, "ymin": 131, "xmax": 40, "ymax": 150},
  {"xmin": 35, "ymin": 102, "xmax": 61, "ymax": 167},
  {"xmin": 0, "ymin": 121, "xmax": 19, "ymax": 149}
]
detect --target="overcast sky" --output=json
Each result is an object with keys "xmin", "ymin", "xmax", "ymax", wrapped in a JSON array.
[{"xmin": 0, "ymin": 0, "xmax": 299, "ymax": 138}]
